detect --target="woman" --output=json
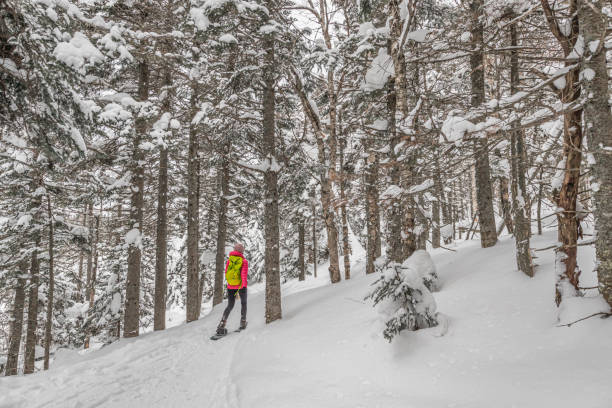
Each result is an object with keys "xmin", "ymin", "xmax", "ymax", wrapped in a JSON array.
[{"xmin": 216, "ymin": 243, "xmax": 248, "ymax": 335}]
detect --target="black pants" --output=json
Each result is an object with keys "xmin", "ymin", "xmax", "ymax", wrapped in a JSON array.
[{"xmin": 222, "ymin": 288, "xmax": 247, "ymax": 321}]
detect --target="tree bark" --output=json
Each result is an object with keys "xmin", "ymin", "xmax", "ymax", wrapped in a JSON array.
[
  {"xmin": 213, "ymin": 152, "xmax": 230, "ymax": 306},
  {"xmin": 111, "ymin": 204, "xmax": 123, "ymax": 340},
  {"xmin": 43, "ymin": 196, "xmax": 54, "ymax": 370},
  {"xmin": 339, "ymin": 135, "xmax": 351, "ymax": 280},
  {"xmin": 365, "ymin": 149, "xmax": 380, "ymax": 274},
  {"xmin": 263, "ymin": 31, "xmax": 282, "ymax": 323},
  {"xmin": 509, "ymin": 20, "xmax": 533, "ymax": 278},
  {"xmin": 539, "ymin": 0, "xmax": 583, "ymax": 305},
  {"xmin": 76, "ymin": 206, "xmax": 86, "ymax": 302},
  {"xmin": 298, "ymin": 221, "xmax": 305, "ymax": 281},
  {"xmin": 291, "ymin": 67, "xmax": 340, "ymax": 283},
  {"xmin": 386, "ymin": 73, "xmax": 404, "ymax": 263},
  {"xmin": 312, "ymin": 197, "xmax": 318, "ymax": 279},
  {"xmin": 499, "ymin": 176, "xmax": 513, "ymax": 234},
  {"xmin": 186, "ymin": 79, "xmax": 201, "ymax": 322},
  {"xmin": 537, "ymin": 167, "xmax": 543, "ymax": 235},
  {"xmin": 580, "ymin": 0, "xmax": 612, "ymax": 309},
  {"xmin": 5, "ymin": 261, "xmax": 27, "ymax": 376},
  {"xmin": 85, "ymin": 201, "xmax": 94, "ymax": 320},
  {"xmin": 124, "ymin": 59, "xmax": 149, "ymax": 337},
  {"xmin": 470, "ymin": 0, "xmax": 497, "ymax": 248},
  {"xmin": 432, "ymin": 153, "xmax": 443, "ymax": 248},
  {"xmin": 154, "ymin": 68, "xmax": 172, "ymax": 331},
  {"xmin": 24, "ymin": 231, "xmax": 41, "ymax": 374},
  {"xmin": 85, "ymin": 211, "xmax": 100, "ymax": 349}
]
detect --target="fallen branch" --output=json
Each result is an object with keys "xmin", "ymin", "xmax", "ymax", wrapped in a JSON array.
[
  {"xmin": 426, "ymin": 239, "xmax": 458, "ymax": 252},
  {"xmin": 556, "ymin": 312, "xmax": 611, "ymax": 328}
]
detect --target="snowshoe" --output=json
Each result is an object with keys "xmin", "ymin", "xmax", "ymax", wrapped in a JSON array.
[
  {"xmin": 210, "ymin": 320, "xmax": 228, "ymax": 340},
  {"xmin": 238, "ymin": 319, "xmax": 247, "ymax": 331}
]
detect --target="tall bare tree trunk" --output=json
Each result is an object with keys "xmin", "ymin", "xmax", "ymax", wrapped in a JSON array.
[
  {"xmin": 499, "ymin": 176, "xmax": 513, "ymax": 234},
  {"xmin": 580, "ymin": 0, "xmax": 612, "ymax": 308},
  {"xmin": 85, "ymin": 201, "xmax": 93, "ymax": 321},
  {"xmin": 540, "ymin": 0, "xmax": 582, "ymax": 305},
  {"xmin": 319, "ymin": 0, "xmax": 341, "ymax": 285},
  {"xmin": 85, "ymin": 211, "xmax": 100, "ymax": 349},
  {"xmin": 76, "ymin": 206, "xmax": 86, "ymax": 302},
  {"xmin": 186, "ymin": 79, "xmax": 201, "ymax": 322},
  {"xmin": 213, "ymin": 153, "xmax": 230, "ymax": 306},
  {"xmin": 312, "ymin": 197, "xmax": 318, "ymax": 279},
  {"xmin": 24, "ymin": 231, "xmax": 41, "ymax": 374},
  {"xmin": 154, "ymin": 68, "xmax": 172, "ymax": 331},
  {"xmin": 43, "ymin": 196, "xmax": 54, "ymax": 370},
  {"xmin": 124, "ymin": 60, "xmax": 149, "ymax": 337},
  {"xmin": 432, "ymin": 153, "xmax": 443, "ymax": 248},
  {"xmin": 292, "ymin": 66, "xmax": 340, "ymax": 283},
  {"xmin": 5, "ymin": 260, "xmax": 27, "ymax": 376},
  {"xmin": 365, "ymin": 149, "xmax": 380, "ymax": 274},
  {"xmin": 470, "ymin": 0, "xmax": 497, "ymax": 248},
  {"xmin": 339, "ymin": 135, "xmax": 351, "ymax": 280},
  {"xmin": 298, "ymin": 221, "xmax": 305, "ymax": 281},
  {"xmin": 537, "ymin": 167, "xmax": 543, "ymax": 235},
  {"xmin": 111, "ymin": 204, "xmax": 123, "ymax": 340},
  {"xmin": 386, "ymin": 71, "xmax": 404, "ymax": 263},
  {"xmin": 263, "ymin": 30, "xmax": 282, "ymax": 323},
  {"xmin": 509, "ymin": 20, "xmax": 533, "ymax": 277}
]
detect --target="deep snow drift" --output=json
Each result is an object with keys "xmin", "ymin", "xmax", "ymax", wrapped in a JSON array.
[{"xmin": 2, "ymin": 232, "xmax": 611, "ymax": 408}]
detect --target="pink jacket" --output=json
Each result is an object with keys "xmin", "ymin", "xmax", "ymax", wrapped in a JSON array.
[{"xmin": 225, "ymin": 251, "xmax": 248, "ymax": 289}]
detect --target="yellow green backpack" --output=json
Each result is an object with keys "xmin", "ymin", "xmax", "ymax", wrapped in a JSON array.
[{"xmin": 226, "ymin": 255, "xmax": 243, "ymax": 286}]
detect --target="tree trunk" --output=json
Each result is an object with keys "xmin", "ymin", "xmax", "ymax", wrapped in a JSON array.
[
  {"xmin": 320, "ymin": 0, "xmax": 341, "ymax": 285},
  {"xmin": 538, "ymin": 0, "xmax": 583, "ymax": 305},
  {"xmin": 43, "ymin": 196, "xmax": 54, "ymax": 370},
  {"xmin": 111, "ymin": 204, "xmax": 123, "ymax": 340},
  {"xmin": 432, "ymin": 153, "xmax": 443, "ymax": 248},
  {"xmin": 365, "ymin": 149, "xmax": 380, "ymax": 274},
  {"xmin": 415, "ymin": 194, "xmax": 428, "ymax": 250},
  {"xmin": 154, "ymin": 68, "xmax": 172, "ymax": 331},
  {"xmin": 85, "ymin": 211, "xmax": 100, "ymax": 349},
  {"xmin": 312, "ymin": 198, "xmax": 318, "ymax": 279},
  {"xmin": 470, "ymin": 0, "xmax": 497, "ymax": 248},
  {"xmin": 24, "ymin": 232, "xmax": 41, "ymax": 374},
  {"xmin": 321, "ymin": 178, "xmax": 341, "ymax": 282},
  {"xmin": 509, "ymin": 20, "xmax": 533, "ymax": 278},
  {"xmin": 263, "ymin": 32, "xmax": 282, "ymax": 323},
  {"xmin": 386, "ymin": 72, "xmax": 404, "ymax": 263},
  {"xmin": 537, "ymin": 167, "xmax": 543, "ymax": 235},
  {"xmin": 76, "ymin": 206, "xmax": 86, "ymax": 302},
  {"xmin": 124, "ymin": 59, "xmax": 149, "ymax": 338},
  {"xmin": 213, "ymin": 153, "xmax": 230, "ymax": 306},
  {"xmin": 186, "ymin": 79, "xmax": 201, "ymax": 322},
  {"xmin": 580, "ymin": 0, "xmax": 612, "ymax": 309},
  {"xmin": 298, "ymin": 221, "xmax": 305, "ymax": 281},
  {"xmin": 499, "ymin": 176, "xmax": 513, "ymax": 234},
  {"xmin": 5, "ymin": 261, "xmax": 27, "ymax": 376},
  {"xmin": 292, "ymin": 65, "xmax": 340, "ymax": 283},
  {"xmin": 85, "ymin": 201, "xmax": 94, "ymax": 324},
  {"xmin": 339, "ymin": 136, "xmax": 351, "ymax": 280},
  {"xmin": 154, "ymin": 144, "xmax": 169, "ymax": 330}
]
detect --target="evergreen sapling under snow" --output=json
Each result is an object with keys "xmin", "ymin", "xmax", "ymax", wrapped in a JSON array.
[{"xmin": 367, "ymin": 250, "xmax": 440, "ymax": 342}]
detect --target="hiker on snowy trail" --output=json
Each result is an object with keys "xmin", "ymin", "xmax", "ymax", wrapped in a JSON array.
[{"xmin": 216, "ymin": 243, "xmax": 249, "ymax": 335}]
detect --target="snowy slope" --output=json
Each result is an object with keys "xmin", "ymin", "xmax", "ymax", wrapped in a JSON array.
[{"xmin": 2, "ymin": 233, "xmax": 611, "ymax": 408}]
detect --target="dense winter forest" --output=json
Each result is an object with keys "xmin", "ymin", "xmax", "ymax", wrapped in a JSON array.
[{"xmin": 0, "ymin": 0, "xmax": 611, "ymax": 405}]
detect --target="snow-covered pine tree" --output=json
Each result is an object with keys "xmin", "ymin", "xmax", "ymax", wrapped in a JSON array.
[{"xmin": 367, "ymin": 250, "xmax": 439, "ymax": 342}]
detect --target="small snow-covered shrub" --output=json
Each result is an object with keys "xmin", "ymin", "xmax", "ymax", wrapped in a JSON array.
[{"xmin": 366, "ymin": 251, "xmax": 439, "ymax": 342}]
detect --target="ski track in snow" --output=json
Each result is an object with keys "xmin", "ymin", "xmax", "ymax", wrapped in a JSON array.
[{"xmin": 2, "ymin": 232, "xmax": 611, "ymax": 408}]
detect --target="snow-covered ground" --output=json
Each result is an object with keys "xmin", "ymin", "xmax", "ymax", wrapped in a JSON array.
[{"xmin": 2, "ymin": 232, "xmax": 611, "ymax": 408}]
